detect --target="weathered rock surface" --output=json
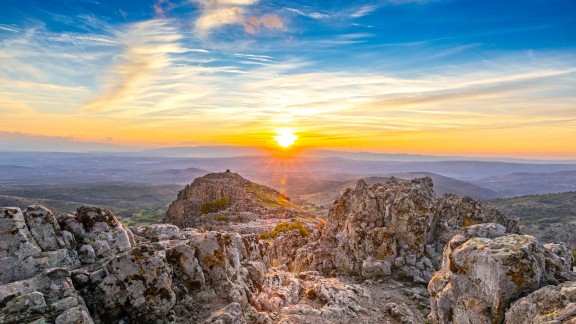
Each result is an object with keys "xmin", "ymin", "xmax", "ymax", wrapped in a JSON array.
[
  {"xmin": 428, "ymin": 223, "xmax": 575, "ymax": 324},
  {"xmin": 3, "ymin": 174, "xmax": 571, "ymax": 324},
  {"xmin": 4, "ymin": 203, "xmax": 418, "ymax": 323},
  {"xmin": 0, "ymin": 207, "xmax": 80, "ymax": 285},
  {"xmin": 165, "ymin": 172, "xmax": 310, "ymax": 232},
  {"xmin": 282, "ymin": 177, "xmax": 519, "ymax": 283},
  {"xmin": 505, "ymin": 281, "xmax": 576, "ymax": 323},
  {"xmin": 0, "ymin": 267, "xmax": 93, "ymax": 324}
]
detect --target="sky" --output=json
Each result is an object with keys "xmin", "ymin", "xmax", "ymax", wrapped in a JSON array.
[{"xmin": 0, "ymin": 0, "xmax": 575, "ymax": 158}]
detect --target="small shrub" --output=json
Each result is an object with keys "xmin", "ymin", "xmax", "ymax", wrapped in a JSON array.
[
  {"xmin": 316, "ymin": 218, "xmax": 326, "ymax": 232},
  {"xmin": 200, "ymin": 197, "xmax": 230, "ymax": 214},
  {"xmin": 215, "ymin": 214, "xmax": 229, "ymax": 222},
  {"xmin": 258, "ymin": 232, "xmax": 271, "ymax": 240},
  {"xmin": 259, "ymin": 221, "xmax": 310, "ymax": 240}
]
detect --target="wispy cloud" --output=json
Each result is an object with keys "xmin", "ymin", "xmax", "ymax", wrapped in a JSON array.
[
  {"xmin": 45, "ymin": 33, "xmax": 118, "ymax": 46},
  {"xmin": 82, "ymin": 20, "xmax": 187, "ymax": 112},
  {"xmin": 284, "ymin": 7, "xmax": 330, "ymax": 20},
  {"xmin": 153, "ymin": 0, "xmax": 175, "ymax": 17},
  {"xmin": 0, "ymin": 25, "xmax": 19, "ymax": 32},
  {"xmin": 191, "ymin": 0, "xmax": 284, "ymax": 35},
  {"xmin": 351, "ymin": 5, "xmax": 380, "ymax": 18}
]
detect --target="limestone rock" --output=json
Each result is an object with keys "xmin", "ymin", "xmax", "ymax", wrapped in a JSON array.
[
  {"xmin": 289, "ymin": 177, "xmax": 518, "ymax": 282},
  {"xmin": 0, "ymin": 174, "xmax": 544, "ymax": 324},
  {"xmin": 0, "ymin": 207, "xmax": 79, "ymax": 285},
  {"xmin": 544, "ymin": 242, "xmax": 574, "ymax": 273},
  {"xmin": 504, "ymin": 281, "xmax": 576, "ymax": 323},
  {"xmin": 24, "ymin": 205, "xmax": 63, "ymax": 251},
  {"xmin": 139, "ymin": 224, "xmax": 184, "ymax": 242},
  {"xmin": 57, "ymin": 206, "xmax": 134, "ymax": 261},
  {"xmin": 86, "ymin": 245, "xmax": 176, "ymax": 322},
  {"xmin": 165, "ymin": 172, "xmax": 304, "ymax": 230},
  {"xmin": 0, "ymin": 207, "xmax": 43, "ymax": 283},
  {"xmin": 362, "ymin": 257, "xmax": 392, "ymax": 278},
  {"xmin": 429, "ymin": 224, "xmax": 574, "ymax": 324},
  {"xmin": 55, "ymin": 306, "xmax": 94, "ymax": 324},
  {"xmin": 78, "ymin": 244, "xmax": 96, "ymax": 264},
  {"xmin": 0, "ymin": 268, "xmax": 89, "ymax": 324}
]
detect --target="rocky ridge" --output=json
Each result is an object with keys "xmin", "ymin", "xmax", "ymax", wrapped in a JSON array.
[
  {"xmin": 165, "ymin": 172, "xmax": 313, "ymax": 233},
  {"xmin": 0, "ymin": 173, "xmax": 574, "ymax": 323},
  {"xmin": 282, "ymin": 177, "xmax": 519, "ymax": 284}
]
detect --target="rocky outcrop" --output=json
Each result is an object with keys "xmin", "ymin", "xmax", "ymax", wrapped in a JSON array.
[
  {"xmin": 505, "ymin": 281, "xmax": 576, "ymax": 323},
  {"xmin": 0, "ymin": 207, "xmax": 80, "ymax": 285},
  {"xmin": 3, "ymin": 204, "xmax": 403, "ymax": 323},
  {"xmin": 428, "ymin": 223, "xmax": 575, "ymax": 324},
  {"xmin": 0, "ymin": 267, "xmax": 93, "ymax": 324},
  {"xmin": 282, "ymin": 177, "xmax": 519, "ymax": 283},
  {"xmin": 57, "ymin": 206, "xmax": 135, "ymax": 260},
  {"xmin": 4, "ymin": 174, "xmax": 570, "ymax": 324},
  {"xmin": 165, "ymin": 172, "xmax": 307, "ymax": 231}
]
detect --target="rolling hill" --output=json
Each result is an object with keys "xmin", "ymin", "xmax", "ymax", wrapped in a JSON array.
[
  {"xmin": 474, "ymin": 170, "xmax": 576, "ymax": 197},
  {"xmin": 488, "ymin": 192, "xmax": 576, "ymax": 250},
  {"xmin": 298, "ymin": 172, "xmax": 501, "ymax": 206}
]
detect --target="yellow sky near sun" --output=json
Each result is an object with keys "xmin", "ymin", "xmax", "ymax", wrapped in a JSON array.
[{"xmin": 2, "ymin": 103, "xmax": 576, "ymax": 158}]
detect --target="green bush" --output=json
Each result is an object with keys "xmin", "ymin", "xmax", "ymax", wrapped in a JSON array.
[
  {"xmin": 258, "ymin": 232, "xmax": 271, "ymax": 240},
  {"xmin": 258, "ymin": 221, "xmax": 310, "ymax": 240},
  {"xmin": 200, "ymin": 197, "xmax": 229, "ymax": 214},
  {"xmin": 215, "ymin": 214, "xmax": 229, "ymax": 222}
]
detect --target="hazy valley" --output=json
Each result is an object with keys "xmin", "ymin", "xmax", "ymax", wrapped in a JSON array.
[{"xmin": 2, "ymin": 150, "xmax": 576, "ymax": 249}]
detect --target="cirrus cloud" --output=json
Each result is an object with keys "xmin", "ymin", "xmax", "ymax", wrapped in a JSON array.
[{"xmin": 191, "ymin": 0, "xmax": 283, "ymax": 35}]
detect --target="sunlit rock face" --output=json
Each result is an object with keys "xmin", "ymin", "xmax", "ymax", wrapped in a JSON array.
[
  {"xmin": 165, "ymin": 172, "xmax": 306, "ymax": 233},
  {"xmin": 287, "ymin": 177, "xmax": 519, "ymax": 283},
  {"xmin": 428, "ymin": 223, "xmax": 575, "ymax": 324},
  {"xmin": 505, "ymin": 281, "xmax": 576, "ymax": 323}
]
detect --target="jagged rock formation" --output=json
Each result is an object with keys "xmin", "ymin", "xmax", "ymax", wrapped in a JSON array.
[
  {"xmin": 165, "ymin": 172, "xmax": 310, "ymax": 232},
  {"xmin": 2, "ymin": 174, "xmax": 573, "ymax": 324},
  {"xmin": 505, "ymin": 281, "xmax": 576, "ymax": 323},
  {"xmin": 0, "ymin": 206, "xmax": 81, "ymax": 285},
  {"xmin": 428, "ymin": 223, "xmax": 575, "ymax": 324},
  {"xmin": 280, "ymin": 177, "xmax": 518, "ymax": 283},
  {"xmin": 0, "ymin": 205, "xmax": 428, "ymax": 323}
]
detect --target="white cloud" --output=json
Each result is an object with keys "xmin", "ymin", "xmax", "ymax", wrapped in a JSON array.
[
  {"xmin": 350, "ymin": 5, "xmax": 379, "ymax": 18},
  {"xmin": 190, "ymin": 0, "xmax": 284, "ymax": 35},
  {"xmin": 284, "ymin": 7, "xmax": 330, "ymax": 20},
  {"xmin": 0, "ymin": 26, "xmax": 19, "ymax": 32}
]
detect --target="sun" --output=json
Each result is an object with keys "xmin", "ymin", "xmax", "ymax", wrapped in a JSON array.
[{"xmin": 274, "ymin": 128, "xmax": 298, "ymax": 148}]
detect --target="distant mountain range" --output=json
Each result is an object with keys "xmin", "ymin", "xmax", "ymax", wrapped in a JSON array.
[
  {"xmin": 474, "ymin": 170, "xmax": 576, "ymax": 197},
  {"xmin": 0, "ymin": 151, "xmax": 575, "ymax": 201},
  {"xmin": 2, "ymin": 143, "xmax": 575, "ymax": 164},
  {"xmin": 298, "ymin": 172, "xmax": 501, "ymax": 206}
]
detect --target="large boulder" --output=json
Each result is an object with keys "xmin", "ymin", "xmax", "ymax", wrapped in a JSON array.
[
  {"xmin": 57, "ymin": 206, "xmax": 135, "ymax": 261},
  {"xmin": 0, "ymin": 267, "xmax": 92, "ymax": 324},
  {"xmin": 0, "ymin": 207, "xmax": 80, "ymax": 284},
  {"xmin": 82, "ymin": 245, "xmax": 176, "ymax": 323},
  {"xmin": 24, "ymin": 205, "xmax": 64, "ymax": 251},
  {"xmin": 289, "ymin": 177, "xmax": 518, "ymax": 282},
  {"xmin": 428, "ymin": 223, "xmax": 574, "ymax": 324},
  {"xmin": 505, "ymin": 281, "xmax": 576, "ymax": 323}
]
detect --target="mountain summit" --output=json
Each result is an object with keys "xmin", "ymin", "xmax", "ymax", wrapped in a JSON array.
[{"xmin": 165, "ymin": 172, "xmax": 307, "ymax": 231}]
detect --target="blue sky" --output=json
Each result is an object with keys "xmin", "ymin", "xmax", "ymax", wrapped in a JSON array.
[{"xmin": 0, "ymin": 0, "xmax": 575, "ymax": 157}]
